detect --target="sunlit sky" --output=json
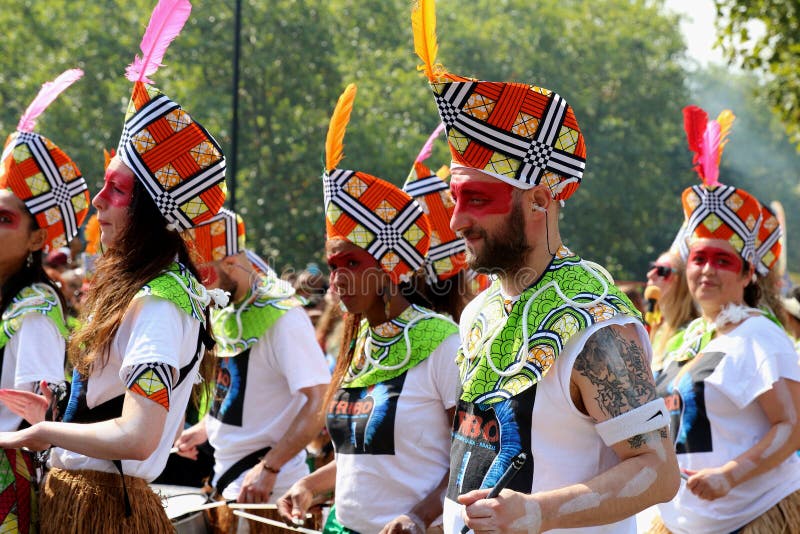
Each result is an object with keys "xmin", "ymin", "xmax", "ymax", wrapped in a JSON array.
[{"xmin": 663, "ymin": 0, "xmax": 725, "ymax": 65}]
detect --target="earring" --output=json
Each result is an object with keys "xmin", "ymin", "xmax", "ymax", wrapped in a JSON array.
[
  {"xmin": 26, "ymin": 252, "xmax": 33, "ymax": 267},
  {"xmin": 531, "ymin": 203, "xmax": 546, "ymax": 213}
]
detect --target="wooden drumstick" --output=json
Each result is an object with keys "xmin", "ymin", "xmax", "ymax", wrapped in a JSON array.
[
  {"xmin": 227, "ymin": 503, "xmax": 278, "ymax": 510},
  {"xmin": 232, "ymin": 510, "xmax": 320, "ymax": 534}
]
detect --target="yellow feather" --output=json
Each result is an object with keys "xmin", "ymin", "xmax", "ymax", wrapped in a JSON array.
[
  {"xmin": 716, "ymin": 110, "xmax": 735, "ymax": 163},
  {"xmin": 412, "ymin": 0, "xmax": 439, "ymax": 80},
  {"xmin": 325, "ymin": 84, "xmax": 357, "ymax": 172}
]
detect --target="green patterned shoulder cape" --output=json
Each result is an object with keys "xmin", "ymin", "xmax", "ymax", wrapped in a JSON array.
[
  {"xmin": 342, "ymin": 304, "xmax": 459, "ymax": 388},
  {"xmin": 458, "ymin": 246, "xmax": 640, "ymax": 404},
  {"xmin": 0, "ymin": 283, "xmax": 69, "ymax": 350},
  {"xmin": 211, "ymin": 273, "xmax": 304, "ymax": 357},
  {"xmin": 135, "ymin": 262, "xmax": 208, "ymax": 323}
]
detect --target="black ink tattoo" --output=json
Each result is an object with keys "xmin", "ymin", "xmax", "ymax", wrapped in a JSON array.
[{"xmin": 574, "ymin": 325, "xmax": 657, "ymax": 419}]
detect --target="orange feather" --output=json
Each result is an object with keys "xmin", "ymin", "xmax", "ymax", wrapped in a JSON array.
[
  {"xmin": 412, "ymin": 0, "xmax": 440, "ymax": 81},
  {"xmin": 325, "ymin": 84, "xmax": 357, "ymax": 172},
  {"xmin": 84, "ymin": 214, "xmax": 101, "ymax": 255},
  {"xmin": 716, "ymin": 110, "xmax": 735, "ymax": 163}
]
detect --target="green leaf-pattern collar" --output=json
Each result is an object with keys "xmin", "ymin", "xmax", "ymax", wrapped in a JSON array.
[
  {"xmin": 457, "ymin": 246, "xmax": 640, "ymax": 405},
  {"xmin": 211, "ymin": 274, "xmax": 303, "ymax": 357},
  {"xmin": 135, "ymin": 262, "xmax": 209, "ymax": 324},
  {"xmin": 343, "ymin": 304, "xmax": 458, "ymax": 388},
  {"xmin": 0, "ymin": 283, "xmax": 69, "ymax": 350}
]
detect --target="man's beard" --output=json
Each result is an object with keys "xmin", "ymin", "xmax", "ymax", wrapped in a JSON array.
[{"xmin": 465, "ymin": 199, "xmax": 531, "ymax": 276}]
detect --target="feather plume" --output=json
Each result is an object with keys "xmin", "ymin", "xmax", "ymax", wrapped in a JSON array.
[
  {"xmin": 84, "ymin": 215, "xmax": 101, "ymax": 255},
  {"xmin": 125, "ymin": 0, "xmax": 192, "ymax": 84},
  {"xmin": 415, "ymin": 123, "xmax": 445, "ymax": 163},
  {"xmin": 412, "ymin": 0, "xmax": 440, "ymax": 80},
  {"xmin": 716, "ymin": 109, "xmax": 735, "ymax": 162},
  {"xmin": 17, "ymin": 69, "xmax": 84, "ymax": 133},
  {"xmin": 325, "ymin": 84, "xmax": 357, "ymax": 172},
  {"xmin": 682, "ymin": 105, "xmax": 710, "ymax": 181},
  {"xmin": 103, "ymin": 148, "xmax": 116, "ymax": 170},
  {"xmin": 699, "ymin": 120, "xmax": 721, "ymax": 187}
]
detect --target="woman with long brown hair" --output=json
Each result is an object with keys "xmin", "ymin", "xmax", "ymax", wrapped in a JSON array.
[
  {"xmin": 277, "ymin": 85, "xmax": 460, "ymax": 534},
  {"xmin": 0, "ymin": 2, "xmax": 228, "ymax": 531}
]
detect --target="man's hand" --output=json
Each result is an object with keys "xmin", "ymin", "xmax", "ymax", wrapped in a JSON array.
[
  {"xmin": 459, "ymin": 488, "xmax": 542, "ymax": 534},
  {"xmin": 379, "ymin": 513, "xmax": 426, "ymax": 534},
  {"xmin": 174, "ymin": 421, "xmax": 207, "ymax": 460},
  {"xmin": 277, "ymin": 480, "xmax": 314, "ymax": 526},
  {"xmin": 237, "ymin": 462, "xmax": 277, "ymax": 503},
  {"xmin": 684, "ymin": 467, "xmax": 733, "ymax": 501}
]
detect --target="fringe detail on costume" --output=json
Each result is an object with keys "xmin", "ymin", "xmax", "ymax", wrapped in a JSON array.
[
  {"xmin": 40, "ymin": 468, "xmax": 172, "ymax": 534},
  {"xmin": 644, "ymin": 515, "xmax": 672, "ymax": 534},
  {"xmin": 742, "ymin": 489, "xmax": 800, "ymax": 533}
]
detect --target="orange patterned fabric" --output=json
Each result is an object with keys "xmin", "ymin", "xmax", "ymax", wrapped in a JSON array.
[
  {"xmin": 427, "ymin": 73, "xmax": 586, "ymax": 199},
  {"xmin": 403, "ymin": 160, "xmax": 466, "ymax": 283},
  {"xmin": 754, "ymin": 203, "xmax": 781, "ymax": 276},
  {"xmin": 1, "ymin": 132, "xmax": 90, "ymax": 252},
  {"xmin": 324, "ymin": 168, "xmax": 431, "ymax": 285},
  {"xmin": 118, "ymin": 82, "xmax": 226, "ymax": 231},
  {"xmin": 681, "ymin": 184, "xmax": 762, "ymax": 263},
  {"xmin": 182, "ymin": 207, "xmax": 245, "ymax": 263}
]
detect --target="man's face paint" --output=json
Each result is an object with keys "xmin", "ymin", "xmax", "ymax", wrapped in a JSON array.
[
  {"xmin": 450, "ymin": 179, "xmax": 514, "ymax": 217},
  {"xmin": 687, "ymin": 246, "xmax": 743, "ymax": 273}
]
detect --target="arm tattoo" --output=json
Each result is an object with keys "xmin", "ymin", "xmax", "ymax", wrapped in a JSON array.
[
  {"xmin": 574, "ymin": 326, "xmax": 656, "ymax": 420},
  {"xmin": 627, "ymin": 428, "xmax": 669, "ymax": 449}
]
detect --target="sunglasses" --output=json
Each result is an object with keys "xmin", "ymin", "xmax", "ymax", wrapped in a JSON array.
[{"xmin": 648, "ymin": 263, "xmax": 676, "ymax": 278}]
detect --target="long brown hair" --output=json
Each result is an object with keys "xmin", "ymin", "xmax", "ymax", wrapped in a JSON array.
[
  {"xmin": 651, "ymin": 251, "xmax": 698, "ymax": 357},
  {"xmin": 70, "ymin": 180, "xmax": 214, "ymax": 391},
  {"xmin": 322, "ymin": 312, "xmax": 362, "ymax": 411}
]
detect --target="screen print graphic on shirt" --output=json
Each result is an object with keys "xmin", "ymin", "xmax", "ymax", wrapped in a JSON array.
[
  {"xmin": 327, "ymin": 373, "xmax": 406, "ymax": 455},
  {"xmin": 209, "ymin": 349, "xmax": 251, "ymax": 427},
  {"xmin": 666, "ymin": 351, "xmax": 725, "ymax": 454},
  {"xmin": 447, "ymin": 385, "xmax": 534, "ymax": 500}
]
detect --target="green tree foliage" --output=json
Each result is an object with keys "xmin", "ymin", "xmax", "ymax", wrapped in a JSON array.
[
  {"xmin": 714, "ymin": 0, "xmax": 800, "ymax": 149},
  {"xmin": 1, "ymin": 0, "xmax": 700, "ymax": 280}
]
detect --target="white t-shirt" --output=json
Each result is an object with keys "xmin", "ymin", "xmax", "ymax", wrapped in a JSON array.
[
  {"xmin": 205, "ymin": 307, "xmax": 331, "ymax": 500},
  {"xmin": 443, "ymin": 294, "xmax": 643, "ymax": 534},
  {"xmin": 2, "ymin": 313, "xmax": 66, "ymax": 431},
  {"xmin": 658, "ymin": 315, "xmax": 800, "ymax": 534},
  {"xmin": 50, "ymin": 296, "xmax": 202, "ymax": 482},
  {"xmin": 329, "ymin": 333, "xmax": 460, "ymax": 534}
]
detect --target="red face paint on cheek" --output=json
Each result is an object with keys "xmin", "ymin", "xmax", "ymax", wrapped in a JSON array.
[
  {"xmin": 451, "ymin": 180, "xmax": 514, "ymax": 216},
  {"xmin": 688, "ymin": 247, "xmax": 743, "ymax": 273},
  {"xmin": 99, "ymin": 168, "xmax": 135, "ymax": 208},
  {"xmin": 0, "ymin": 209, "xmax": 22, "ymax": 230},
  {"xmin": 326, "ymin": 248, "xmax": 377, "ymax": 273}
]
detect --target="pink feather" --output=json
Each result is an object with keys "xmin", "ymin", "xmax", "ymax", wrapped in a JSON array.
[
  {"xmin": 699, "ymin": 120, "xmax": 721, "ymax": 187},
  {"xmin": 17, "ymin": 69, "xmax": 84, "ymax": 133},
  {"xmin": 415, "ymin": 123, "xmax": 445, "ymax": 163},
  {"xmin": 125, "ymin": 0, "xmax": 192, "ymax": 84}
]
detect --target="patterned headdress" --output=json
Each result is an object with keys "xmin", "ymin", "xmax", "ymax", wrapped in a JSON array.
[
  {"xmin": 118, "ymin": 0, "xmax": 226, "ymax": 231},
  {"xmin": 411, "ymin": 0, "xmax": 586, "ymax": 199},
  {"xmin": 323, "ymin": 84, "xmax": 431, "ymax": 285},
  {"xmin": 403, "ymin": 124, "xmax": 466, "ymax": 283},
  {"xmin": 0, "ymin": 69, "xmax": 89, "ymax": 252},
  {"xmin": 754, "ymin": 202, "xmax": 782, "ymax": 276},
  {"xmin": 182, "ymin": 207, "xmax": 245, "ymax": 263},
  {"xmin": 680, "ymin": 106, "xmax": 761, "ymax": 263}
]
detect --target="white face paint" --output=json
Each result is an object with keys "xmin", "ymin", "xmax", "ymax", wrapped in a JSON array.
[
  {"xmin": 556, "ymin": 492, "xmax": 606, "ymax": 516},
  {"xmin": 618, "ymin": 467, "xmax": 657, "ymax": 498},
  {"xmin": 509, "ymin": 498, "xmax": 542, "ymax": 534},
  {"xmin": 762, "ymin": 422, "xmax": 793, "ymax": 459}
]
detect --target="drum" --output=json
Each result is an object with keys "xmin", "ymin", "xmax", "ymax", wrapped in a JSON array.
[
  {"xmin": 210, "ymin": 503, "xmax": 324, "ymax": 534},
  {"xmin": 151, "ymin": 484, "xmax": 210, "ymax": 534}
]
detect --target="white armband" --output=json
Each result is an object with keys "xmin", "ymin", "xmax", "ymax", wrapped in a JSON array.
[{"xmin": 594, "ymin": 398, "xmax": 669, "ymax": 446}]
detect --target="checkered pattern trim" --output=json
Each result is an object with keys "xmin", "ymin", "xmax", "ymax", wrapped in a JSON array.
[
  {"xmin": 430, "ymin": 76, "xmax": 586, "ymax": 199},
  {"xmin": 182, "ymin": 207, "xmax": 245, "ymax": 263},
  {"xmin": 755, "ymin": 204, "xmax": 781, "ymax": 276},
  {"xmin": 0, "ymin": 131, "xmax": 89, "ymax": 252},
  {"xmin": 681, "ymin": 184, "xmax": 762, "ymax": 263},
  {"xmin": 403, "ymin": 161, "xmax": 466, "ymax": 283},
  {"xmin": 118, "ymin": 82, "xmax": 226, "ymax": 230},
  {"xmin": 124, "ymin": 361, "xmax": 174, "ymax": 410},
  {"xmin": 324, "ymin": 168, "xmax": 430, "ymax": 284}
]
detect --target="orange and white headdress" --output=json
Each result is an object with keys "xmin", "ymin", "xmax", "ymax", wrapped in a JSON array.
[
  {"xmin": 680, "ymin": 106, "xmax": 762, "ymax": 263},
  {"xmin": 182, "ymin": 207, "xmax": 245, "ymax": 263},
  {"xmin": 118, "ymin": 0, "xmax": 226, "ymax": 231},
  {"xmin": 754, "ymin": 202, "xmax": 782, "ymax": 276},
  {"xmin": 323, "ymin": 84, "xmax": 431, "ymax": 285},
  {"xmin": 411, "ymin": 0, "xmax": 586, "ymax": 199},
  {"xmin": 0, "ymin": 69, "xmax": 90, "ymax": 252},
  {"xmin": 403, "ymin": 124, "xmax": 466, "ymax": 284}
]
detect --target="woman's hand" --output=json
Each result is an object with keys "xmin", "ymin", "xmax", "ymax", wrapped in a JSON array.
[
  {"xmin": 0, "ymin": 380, "xmax": 51, "ymax": 425},
  {"xmin": 0, "ymin": 425, "xmax": 51, "ymax": 451},
  {"xmin": 174, "ymin": 421, "xmax": 207, "ymax": 460},
  {"xmin": 276, "ymin": 480, "xmax": 315, "ymax": 526},
  {"xmin": 684, "ymin": 467, "xmax": 733, "ymax": 500}
]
